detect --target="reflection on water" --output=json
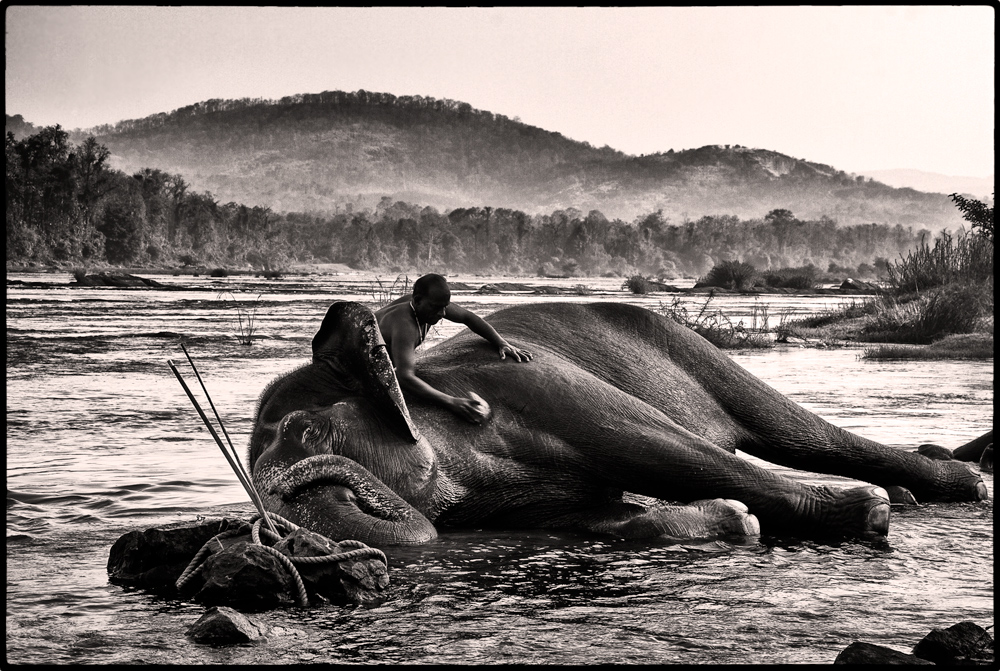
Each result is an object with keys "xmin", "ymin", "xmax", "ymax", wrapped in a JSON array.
[{"xmin": 6, "ymin": 272, "xmax": 993, "ymax": 664}]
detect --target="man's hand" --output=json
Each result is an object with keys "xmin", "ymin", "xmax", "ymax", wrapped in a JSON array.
[
  {"xmin": 448, "ymin": 395, "xmax": 491, "ymax": 424},
  {"xmin": 498, "ymin": 342, "xmax": 532, "ymax": 362}
]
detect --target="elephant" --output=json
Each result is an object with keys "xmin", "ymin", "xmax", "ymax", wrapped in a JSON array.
[{"xmin": 249, "ymin": 301, "xmax": 988, "ymax": 546}]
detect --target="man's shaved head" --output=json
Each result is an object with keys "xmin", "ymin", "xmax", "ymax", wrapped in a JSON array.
[{"xmin": 413, "ymin": 273, "xmax": 449, "ymax": 299}]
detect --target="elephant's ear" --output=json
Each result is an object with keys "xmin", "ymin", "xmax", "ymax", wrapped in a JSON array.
[{"xmin": 312, "ymin": 301, "xmax": 420, "ymax": 442}]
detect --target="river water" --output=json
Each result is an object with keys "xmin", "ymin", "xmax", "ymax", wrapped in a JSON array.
[{"xmin": 6, "ymin": 271, "xmax": 993, "ymax": 664}]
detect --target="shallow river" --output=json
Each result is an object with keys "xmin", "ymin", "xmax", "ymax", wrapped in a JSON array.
[{"xmin": 6, "ymin": 271, "xmax": 993, "ymax": 664}]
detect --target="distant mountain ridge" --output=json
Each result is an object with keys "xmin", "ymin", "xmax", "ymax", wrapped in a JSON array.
[
  {"xmin": 5, "ymin": 90, "xmax": 965, "ymax": 228},
  {"xmin": 856, "ymin": 168, "xmax": 993, "ymax": 198}
]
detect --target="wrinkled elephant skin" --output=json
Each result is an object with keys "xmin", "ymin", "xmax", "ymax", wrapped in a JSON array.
[{"xmin": 250, "ymin": 302, "xmax": 987, "ymax": 545}]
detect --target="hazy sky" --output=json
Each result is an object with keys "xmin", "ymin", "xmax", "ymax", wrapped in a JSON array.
[{"xmin": 6, "ymin": 6, "xmax": 994, "ymax": 177}]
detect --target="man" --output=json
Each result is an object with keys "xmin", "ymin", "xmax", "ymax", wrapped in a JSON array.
[{"xmin": 375, "ymin": 274, "xmax": 532, "ymax": 424}]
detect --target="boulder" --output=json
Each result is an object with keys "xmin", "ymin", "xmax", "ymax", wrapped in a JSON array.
[
  {"xmin": 273, "ymin": 527, "xmax": 390, "ymax": 606},
  {"xmin": 185, "ymin": 541, "xmax": 300, "ymax": 611},
  {"xmin": 834, "ymin": 641, "xmax": 933, "ymax": 664},
  {"xmin": 107, "ymin": 518, "xmax": 250, "ymax": 591},
  {"xmin": 75, "ymin": 272, "xmax": 166, "ymax": 288},
  {"xmin": 916, "ymin": 444, "xmax": 954, "ymax": 461},
  {"xmin": 186, "ymin": 606, "xmax": 269, "ymax": 645},
  {"xmin": 912, "ymin": 621, "xmax": 994, "ymax": 665},
  {"xmin": 840, "ymin": 278, "xmax": 880, "ymax": 293}
]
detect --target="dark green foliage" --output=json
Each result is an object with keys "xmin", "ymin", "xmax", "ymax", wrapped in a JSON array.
[
  {"xmin": 863, "ymin": 333, "xmax": 993, "ymax": 361},
  {"xmin": 886, "ymin": 230, "xmax": 993, "ymax": 293},
  {"xmin": 885, "ymin": 194, "xmax": 993, "ymax": 295},
  {"xmin": 761, "ymin": 264, "xmax": 817, "ymax": 289},
  {"xmin": 622, "ymin": 275, "xmax": 650, "ymax": 294},
  {"xmin": 700, "ymin": 260, "xmax": 759, "ymax": 290},
  {"xmin": 4, "ymin": 124, "xmax": 977, "ymax": 278},
  {"xmin": 209, "ymin": 268, "xmax": 229, "ymax": 277},
  {"xmin": 950, "ymin": 192, "xmax": 993, "ymax": 242}
]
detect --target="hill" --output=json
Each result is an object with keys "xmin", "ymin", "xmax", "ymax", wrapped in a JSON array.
[
  {"xmin": 7, "ymin": 90, "xmax": 965, "ymax": 228},
  {"xmin": 856, "ymin": 168, "xmax": 993, "ymax": 199}
]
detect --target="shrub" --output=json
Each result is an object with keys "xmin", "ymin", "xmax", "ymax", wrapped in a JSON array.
[
  {"xmin": 886, "ymin": 230, "xmax": 993, "ymax": 293},
  {"xmin": 700, "ymin": 260, "xmax": 759, "ymax": 290},
  {"xmin": 370, "ymin": 274, "xmax": 410, "ymax": 309},
  {"xmin": 761, "ymin": 264, "xmax": 817, "ymax": 290},
  {"xmin": 863, "ymin": 333, "xmax": 993, "ymax": 360},
  {"xmin": 622, "ymin": 275, "xmax": 651, "ymax": 294},
  {"xmin": 572, "ymin": 284, "xmax": 592, "ymax": 295},
  {"xmin": 218, "ymin": 291, "xmax": 263, "ymax": 346},
  {"xmin": 209, "ymin": 267, "xmax": 229, "ymax": 278},
  {"xmin": 863, "ymin": 282, "xmax": 991, "ymax": 344},
  {"xmin": 659, "ymin": 294, "xmax": 772, "ymax": 349},
  {"xmin": 71, "ymin": 267, "xmax": 89, "ymax": 283}
]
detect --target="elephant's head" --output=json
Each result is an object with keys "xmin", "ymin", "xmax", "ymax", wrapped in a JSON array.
[{"xmin": 251, "ymin": 301, "xmax": 440, "ymax": 545}]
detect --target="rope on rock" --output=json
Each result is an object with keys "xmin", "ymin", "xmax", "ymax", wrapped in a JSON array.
[{"xmin": 175, "ymin": 511, "xmax": 388, "ymax": 608}]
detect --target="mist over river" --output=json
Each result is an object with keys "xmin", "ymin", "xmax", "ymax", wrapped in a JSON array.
[{"xmin": 6, "ymin": 271, "xmax": 993, "ymax": 664}]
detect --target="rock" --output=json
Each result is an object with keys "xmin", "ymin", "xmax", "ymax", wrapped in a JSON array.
[
  {"xmin": 916, "ymin": 444, "xmax": 954, "ymax": 461},
  {"xmin": 186, "ymin": 541, "xmax": 299, "ymax": 611},
  {"xmin": 107, "ymin": 518, "xmax": 250, "ymax": 592},
  {"xmin": 979, "ymin": 446, "xmax": 992, "ymax": 473},
  {"xmin": 840, "ymin": 278, "xmax": 880, "ymax": 293},
  {"xmin": 273, "ymin": 527, "xmax": 390, "ymax": 606},
  {"xmin": 912, "ymin": 621, "xmax": 994, "ymax": 665},
  {"xmin": 476, "ymin": 284, "xmax": 502, "ymax": 294},
  {"xmin": 186, "ymin": 606, "xmax": 269, "ymax": 644},
  {"xmin": 76, "ymin": 272, "xmax": 166, "ymax": 288},
  {"xmin": 835, "ymin": 641, "xmax": 933, "ymax": 664}
]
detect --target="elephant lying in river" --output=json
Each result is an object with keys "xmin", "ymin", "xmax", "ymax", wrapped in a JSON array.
[{"xmin": 249, "ymin": 301, "xmax": 988, "ymax": 545}]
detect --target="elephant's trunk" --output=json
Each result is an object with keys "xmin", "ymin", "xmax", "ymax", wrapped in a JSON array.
[{"xmin": 256, "ymin": 454, "xmax": 437, "ymax": 546}]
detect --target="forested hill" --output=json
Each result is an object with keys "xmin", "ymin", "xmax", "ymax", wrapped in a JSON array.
[{"xmin": 7, "ymin": 90, "xmax": 962, "ymax": 228}]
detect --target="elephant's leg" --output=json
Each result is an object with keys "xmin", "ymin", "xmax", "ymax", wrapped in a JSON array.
[
  {"xmin": 578, "ymin": 420, "xmax": 892, "ymax": 538},
  {"xmin": 667, "ymin": 334, "xmax": 987, "ymax": 504},
  {"xmin": 551, "ymin": 498, "xmax": 761, "ymax": 541},
  {"xmin": 952, "ymin": 430, "xmax": 993, "ymax": 462},
  {"xmin": 513, "ymin": 303, "xmax": 987, "ymax": 504}
]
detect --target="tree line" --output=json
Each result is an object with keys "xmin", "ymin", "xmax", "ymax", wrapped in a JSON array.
[{"xmin": 7, "ymin": 126, "xmax": 945, "ymax": 278}]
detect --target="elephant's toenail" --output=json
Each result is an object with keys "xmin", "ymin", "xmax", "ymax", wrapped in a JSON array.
[
  {"xmin": 975, "ymin": 482, "xmax": 988, "ymax": 500},
  {"xmin": 872, "ymin": 487, "xmax": 889, "ymax": 502},
  {"xmin": 867, "ymin": 503, "xmax": 890, "ymax": 535}
]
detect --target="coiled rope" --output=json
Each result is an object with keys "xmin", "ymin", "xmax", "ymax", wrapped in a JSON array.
[{"xmin": 175, "ymin": 511, "xmax": 388, "ymax": 607}]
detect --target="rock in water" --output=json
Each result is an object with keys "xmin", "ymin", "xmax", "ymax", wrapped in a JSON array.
[
  {"xmin": 107, "ymin": 518, "xmax": 250, "ymax": 591},
  {"xmin": 187, "ymin": 606, "xmax": 269, "ymax": 644},
  {"xmin": 186, "ymin": 541, "xmax": 299, "ymax": 611},
  {"xmin": 834, "ymin": 641, "xmax": 933, "ymax": 664},
  {"xmin": 273, "ymin": 527, "xmax": 390, "ymax": 606},
  {"xmin": 912, "ymin": 621, "xmax": 994, "ymax": 665}
]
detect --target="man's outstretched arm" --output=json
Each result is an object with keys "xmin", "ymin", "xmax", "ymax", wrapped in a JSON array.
[
  {"xmin": 444, "ymin": 304, "xmax": 532, "ymax": 362},
  {"xmin": 387, "ymin": 317, "xmax": 487, "ymax": 424}
]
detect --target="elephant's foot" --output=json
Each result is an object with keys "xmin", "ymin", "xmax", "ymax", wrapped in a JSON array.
[
  {"xmin": 884, "ymin": 486, "xmax": 918, "ymax": 505},
  {"xmin": 905, "ymin": 459, "xmax": 988, "ymax": 503},
  {"xmin": 581, "ymin": 498, "xmax": 760, "ymax": 540},
  {"xmin": 778, "ymin": 485, "xmax": 891, "ymax": 537}
]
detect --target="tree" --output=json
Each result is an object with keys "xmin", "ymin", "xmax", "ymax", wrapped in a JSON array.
[{"xmin": 950, "ymin": 192, "xmax": 993, "ymax": 242}]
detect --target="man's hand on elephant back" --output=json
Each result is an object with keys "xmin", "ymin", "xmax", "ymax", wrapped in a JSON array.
[
  {"xmin": 498, "ymin": 341, "xmax": 532, "ymax": 362},
  {"xmin": 449, "ymin": 393, "xmax": 492, "ymax": 425}
]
